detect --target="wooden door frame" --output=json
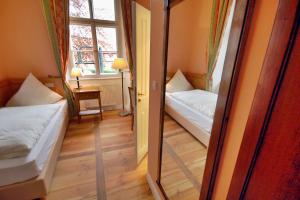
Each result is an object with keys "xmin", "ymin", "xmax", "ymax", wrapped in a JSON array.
[
  {"xmin": 156, "ymin": 0, "xmax": 256, "ymax": 199},
  {"xmin": 227, "ymin": 1, "xmax": 300, "ymax": 199},
  {"xmin": 132, "ymin": 1, "xmax": 138, "ymax": 165}
]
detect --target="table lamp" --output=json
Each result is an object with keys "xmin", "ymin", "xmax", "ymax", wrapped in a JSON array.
[
  {"xmin": 71, "ymin": 67, "xmax": 82, "ymax": 89},
  {"xmin": 112, "ymin": 58, "xmax": 129, "ymax": 116}
]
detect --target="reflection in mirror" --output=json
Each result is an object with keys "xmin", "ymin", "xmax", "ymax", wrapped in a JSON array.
[{"xmin": 159, "ymin": 0, "xmax": 236, "ymax": 199}]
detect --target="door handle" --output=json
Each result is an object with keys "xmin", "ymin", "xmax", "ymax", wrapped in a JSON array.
[{"xmin": 138, "ymin": 93, "xmax": 144, "ymax": 96}]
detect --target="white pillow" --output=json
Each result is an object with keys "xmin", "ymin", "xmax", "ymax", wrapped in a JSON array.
[
  {"xmin": 166, "ymin": 70, "xmax": 194, "ymax": 93},
  {"xmin": 6, "ymin": 73, "xmax": 63, "ymax": 107}
]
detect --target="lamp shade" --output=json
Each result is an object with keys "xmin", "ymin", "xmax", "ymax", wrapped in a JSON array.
[
  {"xmin": 71, "ymin": 67, "xmax": 82, "ymax": 77},
  {"xmin": 112, "ymin": 58, "xmax": 128, "ymax": 70}
]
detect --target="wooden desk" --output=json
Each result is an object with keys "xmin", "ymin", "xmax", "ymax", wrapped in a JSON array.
[{"xmin": 73, "ymin": 87, "xmax": 103, "ymax": 120}]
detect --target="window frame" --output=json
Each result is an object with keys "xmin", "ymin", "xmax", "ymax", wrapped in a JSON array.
[{"xmin": 69, "ymin": 0, "xmax": 122, "ymax": 78}]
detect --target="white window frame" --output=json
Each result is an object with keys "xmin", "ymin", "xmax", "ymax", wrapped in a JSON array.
[{"xmin": 69, "ymin": 0, "xmax": 122, "ymax": 78}]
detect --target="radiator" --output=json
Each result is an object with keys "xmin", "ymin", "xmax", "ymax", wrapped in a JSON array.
[
  {"xmin": 69, "ymin": 73, "xmax": 130, "ymax": 111},
  {"xmin": 79, "ymin": 84, "xmax": 122, "ymax": 110}
]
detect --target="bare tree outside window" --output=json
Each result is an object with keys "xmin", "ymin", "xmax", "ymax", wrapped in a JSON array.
[{"xmin": 70, "ymin": 0, "xmax": 90, "ymax": 18}]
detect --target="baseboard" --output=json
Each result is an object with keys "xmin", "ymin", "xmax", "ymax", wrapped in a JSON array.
[
  {"xmin": 146, "ymin": 173, "xmax": 164, "ymax": 200},
  {"xmin": 86, "ymin": 104, "xmax": 122, "ymax": 111},
  {"xmin": 102, "ymin": 104, "xmax": 122, "ymax": 111}
]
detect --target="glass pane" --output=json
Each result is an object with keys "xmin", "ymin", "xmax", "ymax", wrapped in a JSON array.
[
  {"xmin": 96, "ymin": 27, "xmax": 117, "ymax": 51},
  {"xmin": 70, "ymin": 25, "xmax": 93, "ymax": 51},
  {"xmin": 93, "ymin": 0, "xmax": 115, "ymax": 21},
  {"xmin": 102, "ymin": 52, "xmax": 117, "ymax": 62},
  {"xmin": 70, "ymin": 25, "xmax": 96, "ymax": 75},
  {"xmin": 96, "ymin": 27, "xmax": 118, "ymax": 74},
  {"xmin": 69, "ymin": 0, "xmax": 90, "ymax": 18},
  {"xmin": 102, "ymin": 61, "xmax": 117, "ymax": 74},
  {"xmin": 72, "ymin": 51, "xmax": 96, "ymax": 75},
  {"xmin": 73, "ymin": 51, "xmax": 94, "ymax": 63}
]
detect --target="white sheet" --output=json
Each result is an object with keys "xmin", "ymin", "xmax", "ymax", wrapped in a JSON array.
[
  {"xmin": 0, "ymin": 100, "xmax": 68, "ymax": 186},
  {"xmin": 169, "ymin": 90, "xmax": 218, "ymax": 119},
  {"xmin": 165, "ymin": 90, "xmax": 217, "ymax": 133},
  {"xmin": 0, "ymin": 104, "xmax": 60, "ymax": 159}
]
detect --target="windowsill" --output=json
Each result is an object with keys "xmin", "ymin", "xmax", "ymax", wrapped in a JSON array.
[{"xmin": 69, "ymin": 76, "xmax": 121, "ymax": 81}]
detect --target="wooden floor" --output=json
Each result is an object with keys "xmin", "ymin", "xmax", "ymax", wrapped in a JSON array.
[
  {"xmin": 47, "ymin": 111, "xmax": 154, "ymax": 200},
  {"xmin": 160, "ymin": 114, "xmax": 207, "ymax": 200}
]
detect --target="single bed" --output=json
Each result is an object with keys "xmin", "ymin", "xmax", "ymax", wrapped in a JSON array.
[
  {"xmin": 0, "ymin": 77, "xmax": 68, "ymax": 200},
  {"xmin": 0, "ymin": 100, "xmax": 68, "ymax": 187},
  {"xmin": 165, "ymin": 89, "xmax": 218, "ymax": 147}
]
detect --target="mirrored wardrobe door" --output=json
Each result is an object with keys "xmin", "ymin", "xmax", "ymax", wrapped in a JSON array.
[{"xmin": 157, "ymin": 0, "xmax": 242, "ymax": 199}]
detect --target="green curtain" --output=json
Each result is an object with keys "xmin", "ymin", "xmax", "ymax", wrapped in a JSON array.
[
  {"xmin": 207, "ymin": 0, "xmax": 231, "ymax": 90},
  {"xmin": 121, "ymin": 0, "xmax": 134, "ymax": 75},
  {"xmin": 42, "ymin": 0, "xmax": 76, "ymax": 116}
]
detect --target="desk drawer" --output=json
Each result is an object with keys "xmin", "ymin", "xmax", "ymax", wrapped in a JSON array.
[{"xmin": 77, "ymin": 92, "xmax": 99, "ymax": 100}]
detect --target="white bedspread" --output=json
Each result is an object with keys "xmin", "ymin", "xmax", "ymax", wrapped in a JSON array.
[
  {"xmin": 169, "ymin": 90, "xmax": 218, "ymax": 119},
  {"xmin": 0, "ymin": 104, "xmax": 60, "ymax": 159}
]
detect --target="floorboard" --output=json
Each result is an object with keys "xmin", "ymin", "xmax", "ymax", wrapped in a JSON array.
[
  {"xmin": 160, "ymin": 114, "xmax": 207, "ymax": 199},
  {"xmin": 47, "ymin": 111, "xmax": 154, "ymax": 200}
]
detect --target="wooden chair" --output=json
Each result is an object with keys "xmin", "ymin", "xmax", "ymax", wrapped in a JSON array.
[{"xmin": 128, "ymin": 87, "xmax": 134, "ymax": 130}]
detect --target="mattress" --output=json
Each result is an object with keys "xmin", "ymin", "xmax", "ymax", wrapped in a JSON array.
[
  {"xmin": 0, "ymin": 100, "xmax": 68, "ymax": 186},
  {"xmin": 168, "ymin": 90, "xmax": 218, "ymax": 119},
  {"xmin": 166, "ymin": 90, "xmax": 217, "ymax": 133},
  {"xmin": 0, "ymin": 103, "xmax": 61, "ymax": 159}
]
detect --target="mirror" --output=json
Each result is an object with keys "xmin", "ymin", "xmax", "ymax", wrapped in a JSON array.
[{"xmin": 158, "ymin": 0, "xmax": 236, "ymax": 199}]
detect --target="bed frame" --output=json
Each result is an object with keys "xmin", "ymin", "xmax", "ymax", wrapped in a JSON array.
[
  {"xmin": 0, "ymin": 77, "xmax": 65, "ymax": 107},
  {"xmin": 0, "ymin": 77, "xmax": 68, "ymax": 200},
  {"xmin": 167, "ymin": 71, "xmax": 206, "ymax": 90}
]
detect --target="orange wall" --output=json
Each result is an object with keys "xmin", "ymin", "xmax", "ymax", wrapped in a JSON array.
[
  {"xmin": 167, "ymin": 0, "xmax": 212, "ymax": 74},
  {"xmin": 0, "ymin": 59, "xmax": 6, "ymax": 81},
  {"xmin": 212, "ymin": 0, "xmax": 278, "ymax": 199},
  {"xmin": 0, "ymin": 67, "xmax": 6, "ymax": 80},
  {"xmin": 0, "ymin": 0, "xmax": 57, "ymax": 79},
  {"xmin": 148, "ymin": 0, "xmax": 278, "ymax": 199}
]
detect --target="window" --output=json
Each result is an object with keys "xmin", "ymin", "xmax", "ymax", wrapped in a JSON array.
[{"xmin": 69, "ymin": 0, "xmax": 120, "ymax": 77}]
